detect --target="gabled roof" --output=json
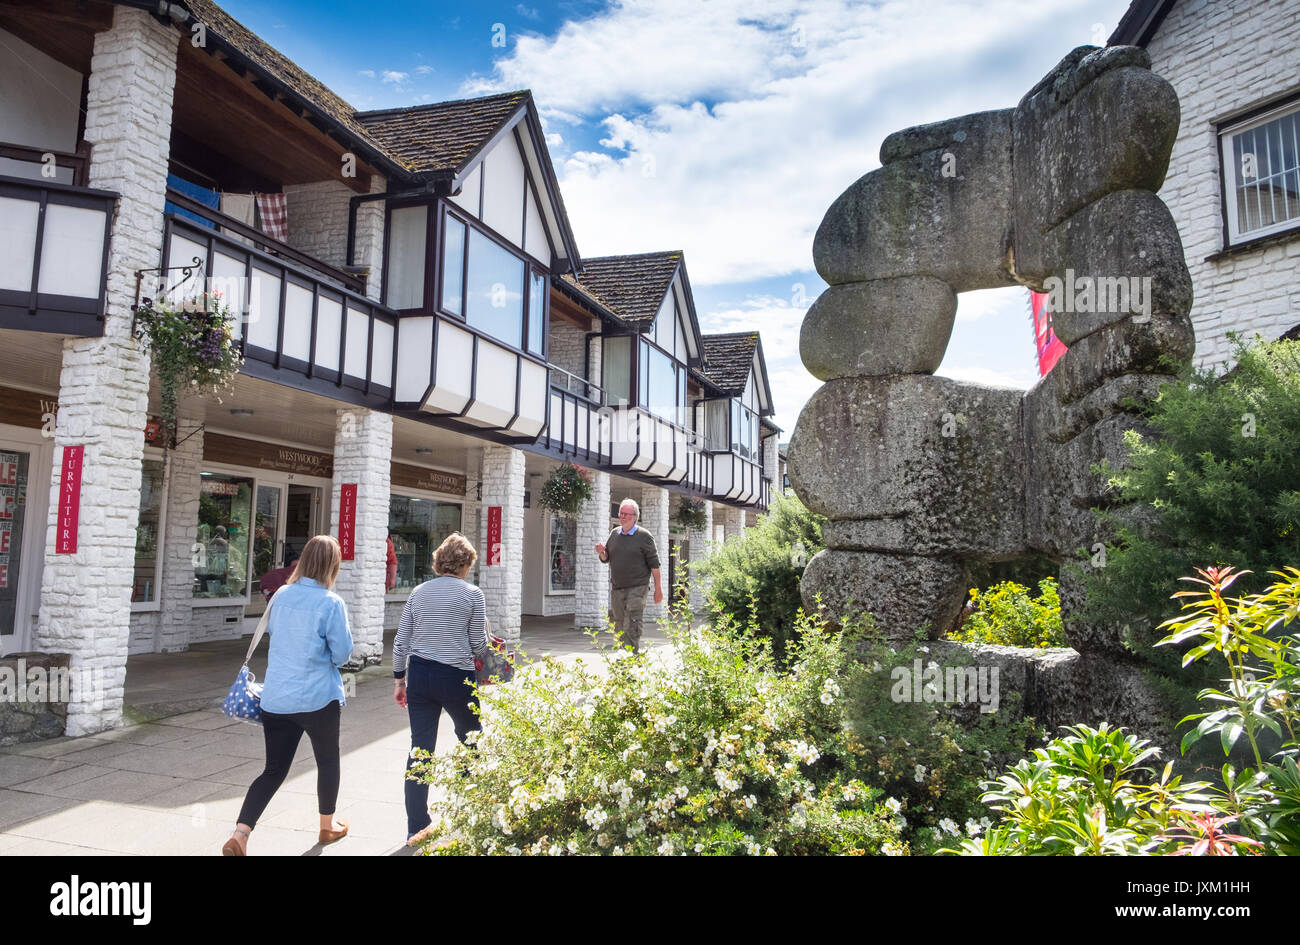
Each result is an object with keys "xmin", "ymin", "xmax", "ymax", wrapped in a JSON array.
[
  {"xmin": 700, "ymin": 331, "xmax": 774, "ymax": 417},
  {"xmin": 570, "ymin": 252, "xmax": 683, "ymax": 324},
  {"xmin": 356, "ymin": 91, "xmax": 530, "ymax": 177},
  {"xmin": 1107, "ymin": 0, "xmax": 1178, "ymax": 47}
]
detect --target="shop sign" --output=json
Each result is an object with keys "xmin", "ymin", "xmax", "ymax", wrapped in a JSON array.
[
  {"xmin": 389, "ymin": 462, "xmax": 467, "ymax": 497},
  {"xmin": 0, "ymin": 386, "xmax": 163, "ymax": 443},
  {"xmin": 339, "ymin": 484, "xmax": 357, "ymax": 560},
  {"xmin": 486, "ymin": 506, "xmax": 502, "ymax": 565},
  {"xmin": 55, "ymin": 445, "xmax": 83, "ymax": 554},
  {"xmin": 204, "ymin": 433, "xmax": 333, "ymax": 478}
]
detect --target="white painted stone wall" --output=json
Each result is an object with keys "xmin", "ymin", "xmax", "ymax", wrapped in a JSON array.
[
  {"xmin": 155, "ymin": 415, "xmax": 204, "ymax": 653},
  {"xmin": 719, "ymin": 505, "xmax": 747, "ymax": 542},
  {"xmin": 1146, "ymin": 0, "xmax": 1300, "ymax": 367},
  {"xmin": 283, "ymin": 174, "xmax": 387, "ymax": 302},
  {"xmin": 479, "ymin": 445, "xmax": 524, "ymax": 642},
  {"xmin": 685, "ymin": 498, "xmax": 714, "ymax": 613},
  {"xmin": 35, "ymin": 8, "xmax": 179, "ymax": 736},
  {"xmin": 575, "ymin": 469, "xmax": 611, "ymax": 630},
  {"xmin": 548, "ymin": 318, "xmax": 590, "ymax": 388},
  {"xmin": 639, "ymin": 485, "xmax": 670, "ymax": 625},
  {"xmin": 762, "ymin": 435, "xmax": 780, "ymax": 483},
  {"xmin": 331, "ymin": 408, "xmax": 392, "ymax": 666},
  {"xmin": 463, "ymin": 445, "xmax": 482, "ymax": 586}
]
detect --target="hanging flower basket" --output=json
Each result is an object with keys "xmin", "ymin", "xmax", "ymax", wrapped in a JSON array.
[
  {"xmin": 132, "ymin": 292, "xmax": 243, "ymax": 448},
  {"xmin": 675, "ymin": 496, "xmax": 707, "ymax": 530},
  {"xmin": 538, "ymin": 462, "xmax": 592, "ymax": 516}
]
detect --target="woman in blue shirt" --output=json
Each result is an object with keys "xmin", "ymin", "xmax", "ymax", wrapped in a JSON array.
[{"xmin": 223, "ymin": 535, "xmax": 354, "ymax": 856}]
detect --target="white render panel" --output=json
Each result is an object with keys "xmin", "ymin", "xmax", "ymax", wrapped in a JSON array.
[
  {"xmin": 166, "ymin": 233, "xmax": 208, "ymax": 303},
  {"xmin": 450, "ymin": 164, "xmax": 481, "ymax": 216},
  {"xmin": 314, "ymin": 295, "xmax": 343, "ymax": 372},
  {"xmin": 516, "ymin": 359, "xmax": 548, "ymax": 427},
  {"xmin": 344, "ymin": 305, "xmax": 369, "ymax": 378},
  {"xmin": 248, "ymin": 266, "xmax": 281, "ymax": 350},
  {"xmin": 428, "ymin": 321, "xmax": 473, "ymax": 412},
  {"xmin": 0, "ymin": 27, "xmax": 81, "ymax": 160},
  {"xmin": 371, "ymin": 319, "xmax": 394, "ymax": 387},
  {"xmin": 481, "ymin": 134, "xmax": 526, "ymax": 247},
  {"xmin": 469, "ymin": 341, "xmax": 516, "ymax": 424},
  {"xmin": 0, "ymin": 196, "xmax": 38, "ymax": 291},
  {"xmin": 524, "ymin": 184, "xmax": 548, "ymax": 265},
  {"xmin": 210, "ymin": 250, "xmax": 246, "ymax": 340},
  {"xmin": 396, "ymin": 315, "xmax": 433, "ymax": 402},
  {"xmin": 36, "ymin": 204, "xmax": 104, "ymax": 299},
  {"xmin": 281, "ymin": 281, "xmax": 313, "ymax": 361}
]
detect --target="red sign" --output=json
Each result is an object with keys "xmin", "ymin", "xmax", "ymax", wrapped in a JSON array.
[
  {"xmin": 338, "ymin": 483, "xmax": 356, "ymax": 561},
  {"xmin": 486, "ymin": 506, "xmax": 502, "ymax": 565},
  {"xmin": 1029, "ymin": 290, "xmax": 1068, "ymax": 376},
  {"xmin": 56, "ymin": 445, "xmax": 83, "ymax": 554},
  {"xmin": 0, "ymin": 458, "xmax": 16, "ymax": 486},
  {"xmin": 0, "ymin": 523, "xmax": 10, "ymax": 553}
]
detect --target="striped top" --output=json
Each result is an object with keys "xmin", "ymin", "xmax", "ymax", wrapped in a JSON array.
[{"xmin": 393, "ymin": 576, "xmax": 489, "ymax": 675}]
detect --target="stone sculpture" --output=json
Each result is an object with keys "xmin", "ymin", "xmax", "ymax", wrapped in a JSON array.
[{"xmin": 789, "ymin": 45, "xmax": 1194, "ymax": 671}]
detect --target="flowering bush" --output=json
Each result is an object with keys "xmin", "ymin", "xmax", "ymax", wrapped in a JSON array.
[
  {"xmin": 948, "ymin": 578, "xmax": 1066, "ymax": 649},
  {"xmin": 537, "ymin": 462, "xmax": 593, "ymax": 516},
  {"xmin": 409, "ymin": 610, "xmax": 903, "ymax": 855},
  {"xmin": 132, "ymin": 292, "xmax": 242, "ymax": 445}
]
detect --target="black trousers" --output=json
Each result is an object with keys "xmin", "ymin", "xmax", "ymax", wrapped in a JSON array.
[{"xmin": 238, "ymin": 700, "xmax": 341, "ymax": 828}]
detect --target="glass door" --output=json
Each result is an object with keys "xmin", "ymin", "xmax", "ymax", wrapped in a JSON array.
[
  {"xmin": 0, "ymin": 448, "xmax": 30, "ymax": 652},
  {"xmin": 246, "ymin": 483, "xmax": 282, "ymax": 617}
]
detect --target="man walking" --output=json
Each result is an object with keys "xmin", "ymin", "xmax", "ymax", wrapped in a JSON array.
[{"xmin": 595, "ymin": 498, "xmax": 664, "ymax": 652}]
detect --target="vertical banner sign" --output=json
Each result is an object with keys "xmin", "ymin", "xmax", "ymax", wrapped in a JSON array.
[
  {"xmin": 55, "ymin": 445, "xmax": 84, "ymax": 554},
  {"xmin": 486, "ymin": 506, "xmax": 502, "ymax": 565},
  {"xmin": 1029, "ymin": 290, "xmax": 1068, "ymax": 376},
  {"xmin": 339, "ymin": 483, "xmax": 357, "ymax": 561}
]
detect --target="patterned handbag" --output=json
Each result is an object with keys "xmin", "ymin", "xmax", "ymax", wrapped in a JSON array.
[
  {"xmin": 220, "ymin": 586, "xmax": 284, "ymax": 723},
  {"xmin": 474, "ymin": 620, "xmax": 515, "ymax": 685}
]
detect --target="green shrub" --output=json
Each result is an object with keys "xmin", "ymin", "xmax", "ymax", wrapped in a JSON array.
[
  {"xmin": 410, "ymin": 609, "xmax": 902, "ymax": 856},
  {"xmin": 691, "ymin": 493, "xmax": 824, "ymax": 659},
  {"xmin": 1082, "ymin": 336, "xmax": 1300, "ymax": 671},
  {"xmin": 948, "ymin": 578, "xmax": 1066, "ymax": 649}
]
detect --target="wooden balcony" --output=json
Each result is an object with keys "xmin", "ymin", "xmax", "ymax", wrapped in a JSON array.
[
  {"xmin": 713, "ymin": 452, "xmax": 763, "ymax": 504},
  {"xmin": 536, "ymin": 368, "xmax": 610, "ymax": 465},
  {"xmin": 0, "ymin": 174, "xmax": 115, "ymax": 336}
]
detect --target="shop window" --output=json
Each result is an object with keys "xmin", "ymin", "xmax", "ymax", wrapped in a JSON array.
[
  {"xmin": 196, "ymin": 473, "xmax": 253, "ymax": 599},
  {"xmin": 549, "ymin": 515, "xmax": 576, "ymax": 593},
  {"xmin": 389, "ymin": 494, "xmax": 463, "ymax": 593},
  {"xmin": 132, "ymin": 459, "xmax": 165, "ymax": 604}
]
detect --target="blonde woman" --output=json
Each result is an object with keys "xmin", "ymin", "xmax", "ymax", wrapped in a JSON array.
[
  {"xmin": 393, "ymin": 532, "xmax": 489, "ymax": 843},
  {"xmin": 223, "ymin": 535, "xmax": 354, "ymax": 856}
]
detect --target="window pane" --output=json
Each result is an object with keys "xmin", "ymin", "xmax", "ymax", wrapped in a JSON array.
[
  {"xmin": 528, "ymin": 270, "xmax": 546, "ymax": 355},
  {"xmin": 639, "ymin": 341, "xmax": 649, "ymax": 407},
  {"xmin": 388, "ymin": 495, "xmax": 463, "ymax": 594},
  {"xmin": 648, "ymin": 346, "xmax": 677, "ymax": 421},
  {"xmin": 705, "ymin": 399, "xmax": 728, "ymax": 451},
  {"xmin": 549, "ymin": 515, "xmax": 576, "ymax": 592},
  {"xmin": 604, "ymin": 336, "xmax": 631, "ymax": 404},
  {"xmin": 196, "ymin": 474, "xmax": 253, "ymax": 599},
  {"xmin": 442, "ymin": 215, "xmax": 465, "ymax": 315},
  {"xmin": 386, "ymin": 205, "xmax": 427, "ymax": 309},
  {"xmin": 465, "ymin": 229, "xmax": 524, "ymax": 348},
  {"xmin": 1228, "ymin": 110, "xmax": 1300, "ymax": 237},
  {"xmin": 132, "ymin": 459, "xmax": 164, "ymax": 603}
]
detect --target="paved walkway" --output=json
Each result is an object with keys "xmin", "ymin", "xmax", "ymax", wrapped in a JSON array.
[{"xmin": 0, "ymin": 617, "xmax": 666, "ymax": 856}]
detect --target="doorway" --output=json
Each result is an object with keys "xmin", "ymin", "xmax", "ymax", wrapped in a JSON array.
[
  {"xmin": 0, "ymin": 426, "xmax": 52, "ymax": 657},
  {"xmin": 245, "ymin": 480, "xmax": 323, "ymax": 619}
]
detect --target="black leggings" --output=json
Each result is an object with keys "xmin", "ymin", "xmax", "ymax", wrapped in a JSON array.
[{"xmin": 238, "ymin": 701, "xmax": 341, "ymax": 828}]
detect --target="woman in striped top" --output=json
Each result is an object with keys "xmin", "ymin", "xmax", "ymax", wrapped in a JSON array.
[{"xmin": 393, "ymin": 531, "xmax": 489, "ymax": 843}]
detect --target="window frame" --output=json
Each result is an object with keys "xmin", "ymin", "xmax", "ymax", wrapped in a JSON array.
[
  {"xmin": 1219, "ymin": 96, "xmax": 1300, "ymax": 248},
  {"xmin": 130, "ymin": 446, "xmax": 169, "ymax": 612}
]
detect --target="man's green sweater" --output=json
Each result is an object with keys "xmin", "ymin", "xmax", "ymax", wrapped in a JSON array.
[{"xmin": 603, "ymin": 527, "xmax": 660, "ymax": 589}]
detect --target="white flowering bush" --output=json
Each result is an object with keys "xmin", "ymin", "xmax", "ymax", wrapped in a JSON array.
[{"xmin": 409, "ymin": 611, "xmax": 902, "ymax": 856}]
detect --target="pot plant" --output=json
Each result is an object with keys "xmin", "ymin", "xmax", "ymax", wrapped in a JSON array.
[
  {"xmin": 675, "ymin": 496, "xmax": 707, "ymax": 530},
  {"xmin": 132, "ymin": 291, "xmax": 243, "ymax": 447},
  {"xmin": 537, "ymin": 462, "xmax": 592, "ymax": 515}
]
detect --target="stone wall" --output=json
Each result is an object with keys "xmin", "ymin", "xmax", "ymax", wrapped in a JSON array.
[
  {"xmin": 283, "ymin": 175, "xmax": 387, "ymax": 302},
  {"xmin": 1145, "ymin": 0, "xmax": 1300, "ymax": 367},
  {"xmin": 575, "ymin": 469, "xmax": 611, "ymax": 630},
  {"xmin": 479, "ymin": 445, "xmax": 524, "ymax": 641},
  {"xmin": 548, "ymin": 318, "xmax": 591, "ymax": 387}
]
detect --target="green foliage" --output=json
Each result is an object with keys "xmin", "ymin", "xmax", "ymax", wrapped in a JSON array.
[
  {"xmin": 410, "ymin": 609, "xmax": 902, "ymax": 856},
  {"xmin": 537, "ymin": 463, "xmax": 593, "ymax": 515},
  {"xmin": 691, "ymin": 492, "xmax": 825, "ymax": 658},
  {"xmin": 674, "ymin": 497, "xmax": 708, "ymax": 530},
  {"xmin": 948, "ymin": 578, "xmax": 1066, "ymax": 649},
  {"xmin": 1083, "ymin": 337, "xmax": 1300, "ymax": 669}
]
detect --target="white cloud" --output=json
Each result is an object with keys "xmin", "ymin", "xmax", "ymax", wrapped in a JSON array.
[
  {"xmin": 358, "ymin": 69, "xmax": 375, "ymax": 78},
  {"xmin": 414, "ymin": 65, "xmax": 434, "ymax": 75},
  {"xmin": 936, "ymin": 364, "xmax": 1037, "ymax": 389},
  {"xmin": 545, "ymin": 132, "xmax": 564, "ymax": 147},
  {"xmin": 515, "ymin": 3, "xmax": 541, "ymax": 19},
  {"xmin": 382, "ymin": 70, "xmax": 410, "ymax": 86}
]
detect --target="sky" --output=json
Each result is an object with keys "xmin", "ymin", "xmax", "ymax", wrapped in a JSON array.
[{"xmin": 221, "ymin": 0, "xmax": 1135, "ymax": 435}]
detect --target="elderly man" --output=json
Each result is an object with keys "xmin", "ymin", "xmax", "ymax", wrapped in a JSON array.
[{"xmin": 594, "ymin": 498, "xmax": 664, "ymax": 652}]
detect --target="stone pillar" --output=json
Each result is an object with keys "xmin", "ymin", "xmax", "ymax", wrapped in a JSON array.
[
  {"xmin": 158, "ymin": 415, "xmax": 204, "ymax": 652},
  {"xmin": 34, "ymin": 8, "xmax": 180, "ymax": 736},
  {"xmin": 720, "ymin": 505, "xmax": 747, "ymax": 543},
  {"xmin": 763, "ymin": 436, "xmax": 780, "ymax": 484},
  {"xmin": 686, "ymin": 498, "xmax": 714, "ymax": 614},
  {"xmin": 331, "ymin": 408, "xmax": 392, "ymax": 667},
  {"xmin": 462, "ymin": 446, "xmax": 482, "ymax": 585},
  {"xmin": 575, "ymin": 469, "xmax": 611, "ymax": 631},
  {"xmin": 480, "ymin": 445, "xmax": 524, "ymax": 643},
  {"xmin": 640, "ymin": 485, "xmax": 670, "ymax": 625}
]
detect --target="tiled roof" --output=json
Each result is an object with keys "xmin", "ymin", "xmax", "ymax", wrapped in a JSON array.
[
  {"xmin": 700, "ymin": 332, "xmax": 758, "ymax": 394},
  {"xmin": 356, "ymin": 92, "xmax": 531, "ymax": 176},
  {"xmin": 567, "ymin": 252, "xmax": 682, "ymax": 324}
]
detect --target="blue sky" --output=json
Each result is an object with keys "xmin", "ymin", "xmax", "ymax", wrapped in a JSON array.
[{"xmin": 221, "ymin": 0, "xmax": 1135, "ymax": 434}]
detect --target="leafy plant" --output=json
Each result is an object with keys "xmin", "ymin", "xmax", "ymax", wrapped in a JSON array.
[
  {"xmin": 948, "ymin": 578, "xmax": 1066, "ymax": 649},
  {"xmin": 537, "ymin": 462, "xmax": 592, "ymax": 515},
  {"xmin": 674, "ymin": 496, "xmax": 708, "ymax": 530},
  {"xmin": 132, "ymin": 292, "xmax": 242, "ymax": 446}
]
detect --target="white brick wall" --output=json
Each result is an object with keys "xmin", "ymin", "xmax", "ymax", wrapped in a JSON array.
[
  {"xmin": 548, "ymin": 318, "xmax": 592, "ymax": 387},
  {"xmin": 575, "ymin": 469, "xmax": 611, "ymax": 630},
  {"xmin": 1146, "ymin": 0, "xmax": 1300, "ymax": 367},
  {"xmin": 639, "ymin": 485, "xmax": 670, "ymax": 625},
  {"xmin": 685, "ymin": 498, "xmax": 714, "ymax": 613},
  {"xmin": 283, "ymin": 174, "xmax": 387, "ymax": 302},
  {"xmin": 719, "ymin": 505, "xmax": 747, "ymax": 542},
  {"xmin": 479, "ymin": 445, "xmax": 524, "ymax": 642},
  {"xmin": 332, "ymin": 408, "xmax": 392, "ymax": 666},
  {"xmin": 35, "ymin": 8, "xmax": 179, "ymax": 736}
]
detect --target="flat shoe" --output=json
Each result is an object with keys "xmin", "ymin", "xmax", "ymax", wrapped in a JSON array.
[
  {"xmin": 407, "ymin": 825, "xmax": 435, "ymax": 846},
  {"xmin": 319, "ymin": 820, "xmax": 349, "ymax": 845},
  {"xmin": 221, "ymin": 836, "xmax": 245, "ymax": 856}
]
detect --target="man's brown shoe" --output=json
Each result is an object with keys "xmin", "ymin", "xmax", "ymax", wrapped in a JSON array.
[{"xmin": 319, "ymin": 820, "xmax": 349, "ymax": 845}]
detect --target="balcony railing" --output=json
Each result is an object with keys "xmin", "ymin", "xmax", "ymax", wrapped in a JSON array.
[
  {"xmin": 538, "ymin": 381, "xmax": 610, "ymax": 466},
  {"xmin": 0, "ymin": 174, "xmax": 115, "ymax": 336},
  {"xmin": 713, "ymin": 451, "xmax": 763, "ymax": 504},
  {"xmin": 161, "ymin": 213, "xmax": 397, "ymax": 404}
]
